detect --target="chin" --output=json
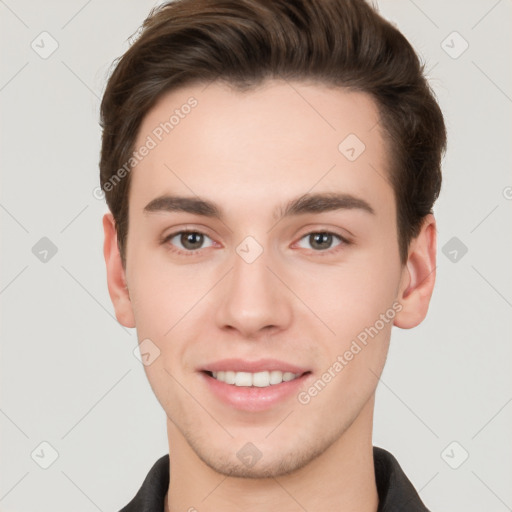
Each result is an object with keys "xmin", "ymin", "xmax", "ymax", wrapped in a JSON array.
[{"xmin": 191, "ymin": 434, "xmax": 330, "ymax": 479}]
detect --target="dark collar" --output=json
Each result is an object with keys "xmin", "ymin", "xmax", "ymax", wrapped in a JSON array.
[
  {"xmin": 374, "ymin": 447, "xmax": 431, "ymax": 511},
  {"xmin": 119, "ymin": 446, "xmax": 430, "ymax": 511}
]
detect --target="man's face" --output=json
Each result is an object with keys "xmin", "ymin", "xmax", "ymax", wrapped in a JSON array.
[{"xmin": 117, "ymin": 80, "xmax": 408, "ymax": 477}]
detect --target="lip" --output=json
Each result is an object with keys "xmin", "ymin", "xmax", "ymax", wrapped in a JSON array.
[
  {"xmin": 200, "ymin": 358, "xmax": 310, "ymax": 374},
  {"xmin": 198, "ymin": 359, "xmax": 313, "ymax": 412}
]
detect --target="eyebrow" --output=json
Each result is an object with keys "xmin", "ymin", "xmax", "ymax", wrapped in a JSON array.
[{"xmin": 143, "ymin": 192, "xmax": 375, "ymax": 220}]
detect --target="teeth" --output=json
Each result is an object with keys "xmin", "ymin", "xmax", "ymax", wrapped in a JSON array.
[
  {"xmin": 210, "ymin": 370, "xmax": 300, "ymax": 387},
  {"xmin": 224, "ymin": 371, "xmax": 236, "ymax": 384},
  {"xmin": 235, "ymin": 371, "xmax": 252, "ymax": 386}
]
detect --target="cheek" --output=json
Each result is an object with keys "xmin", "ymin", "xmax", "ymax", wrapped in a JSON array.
[
  {"xmin": 301, "ymin": 265, "xmax": 397, "ymax": 407},
  {"xmin": 297, "ymin": 254, "xmax": 400, "ymax": 334},
  {"xmin": 293, "ymin": 247, "xmax": 400, "ymax": 390},
  {"xmin": 126, "ymin": 255, "xmax": 204, "ymax": 396},
  {"xmin": 126, "ymin": 242, "xmax": 200, "ymax": 331}
]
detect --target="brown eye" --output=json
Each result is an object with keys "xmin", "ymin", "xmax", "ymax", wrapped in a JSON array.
[
  {"xmin": 296, "ymin": 231, "xmax": 345, "ymax": 252},
  {"xmin": 310, "ymin": 233, "xmax": 334, "ymax": 250},
  {"xmin": 180, "ymin": 232, "xmax": 204, "ymax": 250},
  {"xmin": 165, "ymin": 231, "xmax": 214, "ymax": 253}
]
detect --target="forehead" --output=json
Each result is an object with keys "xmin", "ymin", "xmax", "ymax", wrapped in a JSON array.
[{"xmin": 129, "ymin": 80, "xmax": 393, "ymax": 216}]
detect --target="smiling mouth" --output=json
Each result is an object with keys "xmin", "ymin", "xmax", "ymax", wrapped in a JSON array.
[{"xmin": 203, "ymin": 370, "xmax": 311, "ymax": 387}]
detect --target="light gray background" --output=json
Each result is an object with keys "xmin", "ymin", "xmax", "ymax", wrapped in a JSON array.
[{"xmin": 1, "ymin": 1, "xmax": 511, "ymax": 511}]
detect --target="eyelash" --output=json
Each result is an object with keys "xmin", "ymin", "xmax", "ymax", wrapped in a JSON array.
[{"xmin": 161, "ymin": 229, "xmax": 351, "ymax": 257}]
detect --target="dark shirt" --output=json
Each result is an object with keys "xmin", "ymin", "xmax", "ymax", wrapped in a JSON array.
[{"xmin": 119, "ymin": 446, "xmax": 430, "ymax": 511}]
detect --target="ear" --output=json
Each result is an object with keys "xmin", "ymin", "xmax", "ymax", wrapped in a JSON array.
[
  {"xmin": 394, "ymin": 214, "xmax": 437, "ymax": 329},
  {"xmin": 102, "ymin": 213, "xmax": 136, "ymax": 328}
]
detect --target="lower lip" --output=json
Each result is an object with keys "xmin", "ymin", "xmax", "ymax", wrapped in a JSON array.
[{"xmin": 199, "ymin": 371, "xmax": 312, "ymax": 412}]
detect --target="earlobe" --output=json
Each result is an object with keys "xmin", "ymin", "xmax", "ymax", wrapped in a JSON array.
[
  {"xmin": 102, "ymin": 213, "xmax": 136, "ymax": 328},
  {"xmin": 394, "ymin": 214, "xmax": 437, "ymax": 329}
]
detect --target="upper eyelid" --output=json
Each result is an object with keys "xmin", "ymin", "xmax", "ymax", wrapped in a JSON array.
[
  {"xmin": 293, "ymin": 231, "xmax": 348, "ymax": 250},
  {"xmin": 162, "ymin": 226, "xmax": 215, "ymax": 242},
  {"xmin": 164, "ymin": 229, "xmax": 216, "ymax": 246}
]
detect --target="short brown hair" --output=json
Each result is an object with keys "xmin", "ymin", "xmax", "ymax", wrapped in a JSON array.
[{"xmin": 99, "ymin": 0, "xmax": 446, "ymax": 266}]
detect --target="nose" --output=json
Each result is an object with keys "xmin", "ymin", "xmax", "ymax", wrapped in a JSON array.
[{"xmin": 214, "ymin": 243, "xmax": 293, "ymax": 339}]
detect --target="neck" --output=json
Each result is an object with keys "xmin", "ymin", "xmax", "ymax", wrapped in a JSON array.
[{"xmin": 164, "ymin": 398, "xmax": 378, "ymax": 512}]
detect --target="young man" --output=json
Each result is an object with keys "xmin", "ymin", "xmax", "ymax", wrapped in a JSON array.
[{"xmin": 100, "ymin": 0, "xmax": 446, "ymax": 510}]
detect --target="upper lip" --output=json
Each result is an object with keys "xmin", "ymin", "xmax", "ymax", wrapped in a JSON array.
[{"xmin": 201, "ymin": 358, "xmax": 310, "ymax": 374}]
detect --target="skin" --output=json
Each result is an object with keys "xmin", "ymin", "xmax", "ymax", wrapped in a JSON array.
[{"xmin": 103, "ymin": 80, "xmax": 436, "ymax": 512}]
